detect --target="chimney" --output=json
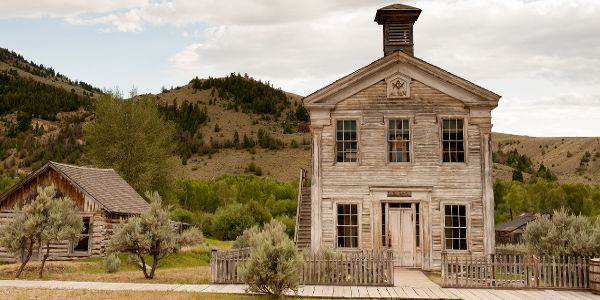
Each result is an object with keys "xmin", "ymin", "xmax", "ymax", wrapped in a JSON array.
[{"xmin": 375, "ymin": 4, "xmax": 422, "ymax": 56}]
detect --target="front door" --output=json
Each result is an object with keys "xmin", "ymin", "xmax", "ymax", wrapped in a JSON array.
[{"xmin": 389, "ymin": 208, "xmax": 415, "ymax": 267}]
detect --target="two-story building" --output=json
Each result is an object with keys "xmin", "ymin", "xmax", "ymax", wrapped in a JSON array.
[{"xmin": 297, "ymin": 4, "xmax": 500, "ymax": 271}]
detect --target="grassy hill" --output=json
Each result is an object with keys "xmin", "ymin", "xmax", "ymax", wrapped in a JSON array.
[{"xmin": 0, "ymin": 48, "xmax": 598, "ymax": 185}]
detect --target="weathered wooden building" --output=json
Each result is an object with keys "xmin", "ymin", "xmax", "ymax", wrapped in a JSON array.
[
  {"xmin": 296, "ymin": 4, "xmax": 501, "ymax": 271},
  {"xmin": 0, "ymin": 162, "xmax": 149, "ymax": 262},
  {"xmin": 495, "ymin": 213, "xmax": 536, "ymax": 245}
]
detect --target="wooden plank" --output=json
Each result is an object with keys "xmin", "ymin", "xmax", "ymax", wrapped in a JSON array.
[{"xmin": 401, "ymin": 286, "xmax": 422, "ymax": 299}]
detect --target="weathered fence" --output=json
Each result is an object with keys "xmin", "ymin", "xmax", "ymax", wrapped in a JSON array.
[
  {"xmin": 210, "ymin": 248, "xmax": 251, "ymax": 284},
  {"xmin": 442, "ymin": 253, "xmax": 590, "ymax": 289},
  {"xmin": 211, "ymin": 248, "xmax": 394, "ymax": 286},
  {"xmin": 300, "ymin": 250, "xmax": 394, "ymax": 286}
]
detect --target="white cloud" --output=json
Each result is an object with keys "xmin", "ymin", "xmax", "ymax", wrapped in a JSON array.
[{"xmin": 3, "ymin": 0, "xmax": 600, "ymax": 135}]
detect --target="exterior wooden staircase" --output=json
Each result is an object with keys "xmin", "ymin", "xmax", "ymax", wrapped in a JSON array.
[{"xmin": 294, "ymin": 169, "xmax": 311, "ymax": 248}]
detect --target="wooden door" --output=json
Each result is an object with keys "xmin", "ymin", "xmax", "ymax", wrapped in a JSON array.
[{"xmin": 389, "ymin": 208, "xmax": 415, "ymax": 267}]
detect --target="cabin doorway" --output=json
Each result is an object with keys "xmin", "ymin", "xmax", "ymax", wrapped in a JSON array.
[{"xmin": 382, "ymin": 202, "xmax": 421, "ymax": 267}]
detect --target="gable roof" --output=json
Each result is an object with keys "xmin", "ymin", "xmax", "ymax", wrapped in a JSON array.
[
  {"xmin": 303, "ymin": 51, "xmax": 501, "ymax": 109},
  {"xmin": 0, "ymin": 162, "xmax": 150, "ymax": 215},
  {"xmin": 495, "ymin": 213, "xmax": 537, "ymax": 232}
]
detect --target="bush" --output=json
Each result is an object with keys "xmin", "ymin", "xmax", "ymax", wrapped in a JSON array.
[
  {"xmin": 104, "ymin": 253, "xmax": 121, "ymax": 273},
  {"xmin": 211, "ymin": 203, "xmax": 256, "ymax": 240},
  {"xmin": 232, "ymin": 225, "xmax": 260, "ymax": 249},
  {"xmin": 523, "ymin": 208, "xmax": 600, "ymax": 257},
  {"xmin": 171, "ymin": 207, "xmax": 194, "ymax": 223},
  {"xmin": 275, "ymin": 215, "xmax": 295, "ymax": 238},
  {"xmin": 240, "ymin": 220, "xmax": 303, "ymax": 297}
]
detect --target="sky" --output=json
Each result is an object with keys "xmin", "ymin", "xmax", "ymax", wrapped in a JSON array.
[{"xmin": 1, "ymin": 0, "xmax": 599, "ymax": 137}]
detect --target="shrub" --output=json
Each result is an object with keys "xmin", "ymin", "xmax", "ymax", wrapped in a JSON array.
[
  {"xmin": 240, "ymin": 220, "xmax": 303, "ymax": 297},
  {"xmin": 211, "ymin": 203, "xmax": 256, "ymax": 240},
  {"xmin": 170, "ymin": 207, "xmax": 194, "ymax": 223},
  {"xmin": 275, "ymin": 215, "xmax": 295, "ymax": 238},
  {"xmin": 232, "ymin": 225, "xmax": 260, "ymax": 249},
  {"xmin": 523, "ymin": 208, "xmax": 600, "ymax": 257},
  {"xmin": 104, "ymin": 253, "xmax": 121, "ymax": 273}
]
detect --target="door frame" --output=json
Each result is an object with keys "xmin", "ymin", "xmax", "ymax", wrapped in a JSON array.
[
  {"xmin": 370, "ymin": 186, "xmax": 433, "ymax": 270},
  {"xmin": 386, "ymin": 203, "xmax": 419, "ymax": 267}
]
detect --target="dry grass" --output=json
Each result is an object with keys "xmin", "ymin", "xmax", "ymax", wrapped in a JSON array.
[{"xmin": 0, "ymin": 288, "xmax": 276, "ymax": 300}]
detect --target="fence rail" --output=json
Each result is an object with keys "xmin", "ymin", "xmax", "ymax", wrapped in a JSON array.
[
  {"xmin": 211, "ymin": 248, "xmax": 394, "ymax": 286},
  {"xmin": 442, "ymin": 253, "xmax": 590, "ymax": 289}
]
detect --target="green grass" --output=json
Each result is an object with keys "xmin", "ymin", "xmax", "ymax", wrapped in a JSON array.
[
  {"xmin": 79, "ymin": 249, "xmax": 211, "ymax": 274},
  {"xmin": 206, "ymin": 238, "xmax": 233, "ymax": 250}
]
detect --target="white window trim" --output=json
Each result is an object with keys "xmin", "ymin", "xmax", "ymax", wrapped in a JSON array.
[
  {"xmin": 438, "ymin": 115, "xmax": 469, "ymax": 165},
  {"xmin": 334, "ymin": 199, "xmax": 362, "ymax": 250},
  {"xmin": 384, "ymin": 115, "xmax": 414, "ymax": 166},
  {"xmin": 440, "ymin": 201, "xmax": 471, "ymax": 253},
  {"xmin": 332, "ymin": 117, "xmax": 360, "ymax": 165}
]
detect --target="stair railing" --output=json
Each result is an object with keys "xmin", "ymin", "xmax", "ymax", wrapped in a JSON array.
[{"xmin": 294, "ymin": 168, "xmax": 307, "ymax": 243}]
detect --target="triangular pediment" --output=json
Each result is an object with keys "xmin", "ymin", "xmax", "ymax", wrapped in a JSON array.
[{"xmin": 304, "ymin": 51, "xmax": 500, "ymax": 109}]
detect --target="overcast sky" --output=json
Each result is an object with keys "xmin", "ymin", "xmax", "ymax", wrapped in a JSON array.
[{"xmin": 1, "ymin": 0, "xmax": 599, "ymax": 136}]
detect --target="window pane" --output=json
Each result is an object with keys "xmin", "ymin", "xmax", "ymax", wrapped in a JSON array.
[
  {"xmin": 388, "ymin": 119, "xmax": 410, "ymax": 162},
  {"xmin": 442, "ymin": 119, "xmax": 465, "ymax": 163},
  {"xmin": 336, "ymin": 120, "xmax": 358, "ymax": 162}
]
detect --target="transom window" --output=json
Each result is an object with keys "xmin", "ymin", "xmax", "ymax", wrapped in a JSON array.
[
  {"xmin": 444, "ymin": 205, "xmax": 467, "ymax": 250},
  {"xmin": 388, "ymin": 119, "xmax": 410, "ymax": 162},
  {"xmin": 337, "ymin": 204, "xmax": 358, "ymax": 248},
  {"xmin": 442, "ymin": 119, "xmax": 465, "ymax": 163},
  {"xmin": 336, "ymin": 120, "xmax": 358, "ymax": 162}
]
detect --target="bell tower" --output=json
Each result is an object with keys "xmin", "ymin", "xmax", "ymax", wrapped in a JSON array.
[{"xmin": 375, "ymin": 4, "xmax": 421, "ymax": 56}]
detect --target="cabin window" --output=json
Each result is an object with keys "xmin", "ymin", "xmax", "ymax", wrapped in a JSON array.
[
  {"xmin": 442, "ymin": 119, "xmax": 465, "ymax": 163},
  {"xmin": 337, "ymin": 204, "xmax": 358, "ymax": 248},
  {"xmin": 444, "ymin": 205, "xmax": 467, "ymax": 250},
  {"xmin": 336, "ymin": 120, "xmax": 358, "ymax": 162},
  {"xmin": 73, "ymin": 217, "xmax": 91, "ymax": 253},
  {"xmin": 388, "ymin": 119, "xmax": 410, "ymax": 162}
]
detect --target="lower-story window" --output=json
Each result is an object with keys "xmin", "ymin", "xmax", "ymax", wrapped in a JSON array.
[
  {"xmin": 337, "ymin": 204, "xmax": 358, "ymax": 248},
  {"xmin": 73, "ymin": 217, "xmax": 91, "ymax": 253},
  {"xmin": 444, "ymin": 205, "xmax": 467, "ymax": 250}
]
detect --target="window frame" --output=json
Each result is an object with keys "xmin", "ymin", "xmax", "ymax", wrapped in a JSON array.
[
  {"xmin": 70, "ymin": 216, "xmax": 92, "ymax": 256},
  {"xmin": 439, "ymin": 116, "xmax": 468, "ymax": 164},
  {"xmin": 335, "ymin": 201, "xmax": 361, "ymax": 249},
  {"xmin": 333, "ymin": 118, "xmax": 360, "ymax": 164},
  {"xmin": 441, "ymin": 202, "xmax": 470, "ymax": 252},
  {"xmin": 385, "ymin": 117, "xmax": 413, "ymax": 165}
]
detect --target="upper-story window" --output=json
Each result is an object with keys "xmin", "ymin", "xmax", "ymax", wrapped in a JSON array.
[
  {"xmin": 336, "ymin": 120, "xmax": 357, "ymax": 162},
  {"xmin": 388, "ymin": 119, "xmax": 410, "ymax": 162},
  {"xmin": 442, "ymin": 119, "xmax": 465, "ymax": 163}
]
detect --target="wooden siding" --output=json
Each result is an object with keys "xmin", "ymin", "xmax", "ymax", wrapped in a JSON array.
[
  {"xmin": 0, "ymin": 168, "xmax": 127, "ymax": 262},
  {"xmin": 312, "ymin": 79, "xmax": 494, "ymax": 271}
]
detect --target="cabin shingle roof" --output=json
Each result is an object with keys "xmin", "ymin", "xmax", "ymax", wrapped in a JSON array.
[
  {"xmin": 495, "ymin": 213, "xmax": 536, "ymax": 233},
  {"xmin": 0, "ymin": 162, "xmax": 149, "ymax": 215}
]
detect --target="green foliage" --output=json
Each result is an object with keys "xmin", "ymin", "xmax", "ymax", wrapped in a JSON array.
[
  {"xmin": 533, "ymin": 163, "xmax": 557, "ymax": 182},
  {"xmin": 245, "ymin": 162, "xmax": 263, "ymax": 176},
  {"xmin": 108, "ymin": 192, "xmax": 202, "ymax": 279},
  {"xmin": 232, "ymin": 225, "xmax": 260, "ymax": 249},
  {"xmin": 211, "ymin": 203, "xmax": 256, "ymax": 240},
  {"xmin": 0, "ymin": 70, "xmax": 92, "ymax": 119},
  {"xmin": 0, "ymin": 174, "xmax": 20, "ymax": 194},
  {"xmin": 275, "ymin": 215, "xmax": 296, "ymax": 238},
  {"xmin": 523, "ymin": 209, "xmax": 600, "ymax": 256},
  {"xmin": 190, "ymin": 76, "xmax": 202, "ymax": 90},
  {"xmin": 257, "ymin": 128, "xmax": 284, "ymax": 150},
  {"xmin": 0, "ymin": 185, "xmax": 83, "ymax": 278},
  {"xmin": 494, "ymin": 180, "xmax": 600, "ymax": 224},
  {"xmin": 511, "ymin": 169, "xmax": 523, "ymax": 182},
  {"xmin": 199, "ymin": 73, "xmax": 290, "ymax": 115},
  {"xmin": 85, "ymin": 95, "xmax": 179, "ymax": 202},
  {"xmin": 239, "ymin": 220, "xmax": 303, "ymax": 297},
  {"xmin": 103, "ymin": 253, "xmax": 121, "ymax": 273},
  {"xmin": 158, "ymin": 99, "xmax": 207, "ymax": 134},
  {"xmin": 170, "ymin": 207, "xmax": 194, "ymax": 224},
  {"xmin": 294, "ymin": 104, "xmax": 310, "ymax": 122}
]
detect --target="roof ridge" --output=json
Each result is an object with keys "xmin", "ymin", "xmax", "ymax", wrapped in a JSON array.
[{"xmin": 49, "ymin": 161, "xmax": 114, "ymax": 171}]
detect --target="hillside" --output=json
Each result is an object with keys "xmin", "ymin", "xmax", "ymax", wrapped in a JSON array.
[{"xmin": 0, "ymin": 48, "xmax": 598, "ymax": 185}]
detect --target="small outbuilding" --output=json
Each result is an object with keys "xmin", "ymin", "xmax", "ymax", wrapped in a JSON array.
[
  {"xmin": 0, "ymin": 161, "xmax": 150, "ymax": 262},
  {"xmin": 495, "ymin": 213, "xmax": 536, "ymax": 245}
]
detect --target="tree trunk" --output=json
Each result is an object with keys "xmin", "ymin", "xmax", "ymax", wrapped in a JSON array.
[
  {"xmin": 16, "ymin": 239, "xmax": 34, "ymax": 278},
  {"xmin": 39, "ymin": 241, "xmax": 50, "ymax": 278},
  {"xmin": 139, "ymin": 254, "xmax": 150, "ymax": 279},
  {"xmin": 149, "ymin": 255, "xmax": 159, "ymax": 279}
]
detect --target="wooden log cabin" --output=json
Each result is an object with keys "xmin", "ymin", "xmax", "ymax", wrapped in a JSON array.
[
  {"xmin": 0, "ymin": 162, "xmax": 149, "ymax": 262},
  {"xmin": 295, "ymin": 4, "xmax": 501, "ymax": 271}
]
